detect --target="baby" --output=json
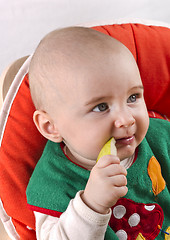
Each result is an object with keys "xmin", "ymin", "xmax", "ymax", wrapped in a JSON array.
[{"xmin": 27, "ymin": 26, "xmax": 170, "ymax": 240}]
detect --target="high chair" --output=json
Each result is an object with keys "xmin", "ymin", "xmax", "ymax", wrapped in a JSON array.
[{"xmin": 0, "ymin": 20, "xmax": 170, "ymax": 240}]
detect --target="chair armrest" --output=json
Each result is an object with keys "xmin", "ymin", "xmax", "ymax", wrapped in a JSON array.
[{"xmin": 0, "ymin": 56, "xmax": 29, "ymax": 110}]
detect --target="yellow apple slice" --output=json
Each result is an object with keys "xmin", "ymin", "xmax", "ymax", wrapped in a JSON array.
[{"xmin": 97, "ymin": 137, "xmax": 117, "ymax": 162}]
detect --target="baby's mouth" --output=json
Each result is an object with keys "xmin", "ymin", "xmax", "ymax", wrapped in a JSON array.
[{"xmin": 116, "ymin": 135, "xmax": 135, "ymax": 145}]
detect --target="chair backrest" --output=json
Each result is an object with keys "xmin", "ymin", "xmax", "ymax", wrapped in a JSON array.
[{"xmin": 0, "ymin": 22, "xmax": 170, "ymax": 240}]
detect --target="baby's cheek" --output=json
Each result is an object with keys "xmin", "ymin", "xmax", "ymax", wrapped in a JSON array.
[{"xmin": 136, "ymin": 113, "xmax": 149, "ymax": 141}]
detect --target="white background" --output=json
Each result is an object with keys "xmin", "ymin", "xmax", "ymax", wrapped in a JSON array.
[{"xmin": 0, "ymin": 0, "xmax": 170, "ymax": 74}]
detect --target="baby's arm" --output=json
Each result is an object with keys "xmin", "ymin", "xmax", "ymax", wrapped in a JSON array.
[
  {"xmin": 34, "ymin": 191, "xmax": 111, "ymax": 240},
  {"xmin": 35, "ymin": 155, "xmax": 127, "ymax": 240}
]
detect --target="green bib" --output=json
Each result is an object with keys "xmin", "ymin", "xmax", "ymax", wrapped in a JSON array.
[{"xmin": 27, "ymin": 118, "xmax": 170, "ymax": 239}]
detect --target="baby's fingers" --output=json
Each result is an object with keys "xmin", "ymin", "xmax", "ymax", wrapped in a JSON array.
[
  {"xmin": 96, "ymin": 154, "xmax": 120, "ymax": 168},
  {"xmin": 105, "ymin": 163, "xmax": 127, "ymax": 177},
  {"xmin": 104, "ymin": 185, "xmax": 128, "ymax": 207},
  {"xmin": 114, "ymin": 185, "xmax": 128, "ymax": 199},
  {"xmin": 110, "ymin": 174, "xmax": 127, "ymax": 187}
]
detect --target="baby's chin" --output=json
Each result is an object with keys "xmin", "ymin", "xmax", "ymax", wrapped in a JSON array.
[{"xmin": 118, "ymin": 147, "xmax": 136, "ymax": 162}]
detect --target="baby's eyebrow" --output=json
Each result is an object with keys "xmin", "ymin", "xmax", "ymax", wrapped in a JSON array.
[
  {"xmin": 84, "ymin": 96, "xmax": 107, "ymax": 106},
  {"xmin": 84, "ymin": 85, "xmax": 144, "ymax": 106},
  {"xmin": 130, "ymin": 85, "xmax": 144, "ymax": 91}
]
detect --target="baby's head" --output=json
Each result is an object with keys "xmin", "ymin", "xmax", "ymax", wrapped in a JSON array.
[{"xmin": 29, "ymin": 27, "xmax": 149, "ymax": 169}]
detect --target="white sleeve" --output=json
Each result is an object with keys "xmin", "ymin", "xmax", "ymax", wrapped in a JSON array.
[{"xmin": 35, "ymin": 190, "xmax": 111, "ymax": 240}]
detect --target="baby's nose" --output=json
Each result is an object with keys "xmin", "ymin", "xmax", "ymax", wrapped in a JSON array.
[{"xmin": 114, "ymin": 111, "xmax": 135, "ymax": 128}]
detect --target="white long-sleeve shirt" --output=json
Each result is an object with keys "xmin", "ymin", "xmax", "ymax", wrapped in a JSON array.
[{"xmin": 35, "ymin": 191, "xmax": 111, "ymax": 240}]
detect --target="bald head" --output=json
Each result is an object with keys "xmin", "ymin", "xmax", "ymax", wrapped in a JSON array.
[{"xmin": 29, "ymin": 26, "xmax": 133, "ymax": 111}]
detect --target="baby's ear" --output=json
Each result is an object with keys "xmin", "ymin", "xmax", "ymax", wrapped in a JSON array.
[{"xmin": 33, "ymin": 110, "xmax": 63, "ymax": 143}]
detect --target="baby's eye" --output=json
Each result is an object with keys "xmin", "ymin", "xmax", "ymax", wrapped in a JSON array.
[
  {"xmin": 92, "ymin": 103, "xmax": 109, "ymax": 112},
  {"xmin": 127, "ymin": 94, "xmax": 138, "ymax": 103}
]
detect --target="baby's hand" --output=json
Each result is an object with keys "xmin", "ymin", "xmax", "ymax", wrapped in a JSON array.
[{"xmin": 82, "ymin": 155, "xmax": 128, "ymax": 214}]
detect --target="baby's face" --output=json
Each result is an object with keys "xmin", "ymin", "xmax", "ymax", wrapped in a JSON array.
[{"xmin": 49, "ymin": 47, "xmax": 149, "ymax": 169}]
